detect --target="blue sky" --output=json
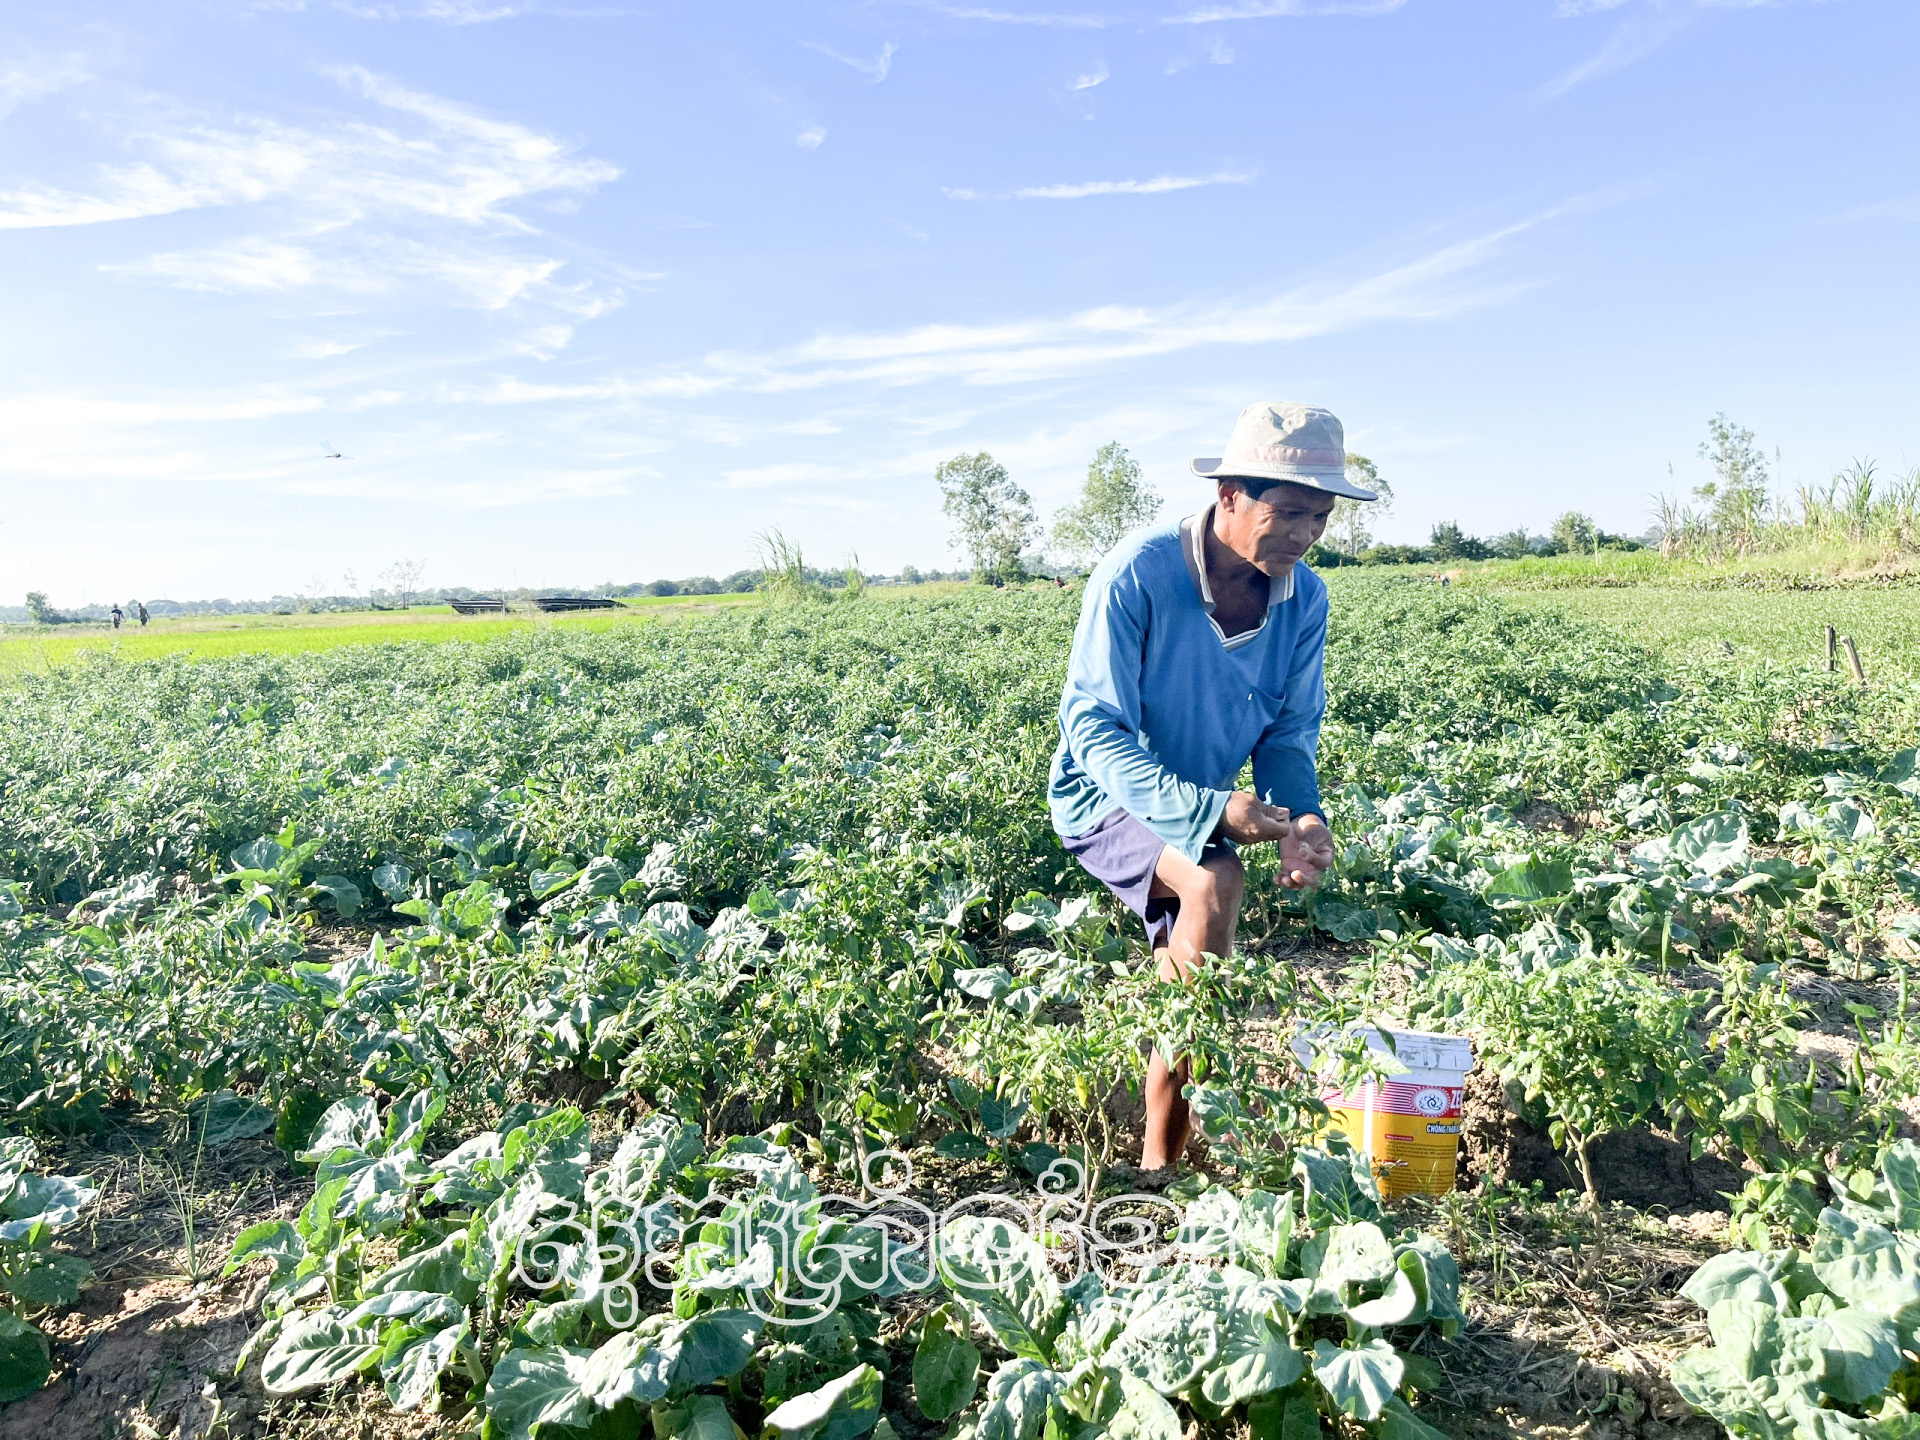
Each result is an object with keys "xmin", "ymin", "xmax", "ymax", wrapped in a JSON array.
[{"xmin": 2, "ymin": 0, "xmax": 1915, "ymax": 602}]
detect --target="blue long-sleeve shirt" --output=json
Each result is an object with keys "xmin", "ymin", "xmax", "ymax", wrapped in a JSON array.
[{"xmin": 1048, "ymin": 508, "xmax": 1329, "ymax": 862}]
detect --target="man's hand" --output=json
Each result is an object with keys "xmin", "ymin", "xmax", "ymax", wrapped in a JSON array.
[
  {"xmin": 1277, "ymin": 814, "xmax": 1335, "ymax": 890},
  {"xmin": 1216, "ymin": 791, "xmax": 1292, "ymax": 845}
]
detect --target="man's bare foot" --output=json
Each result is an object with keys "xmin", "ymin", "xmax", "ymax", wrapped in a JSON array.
[{"xmin": 1106, "ymin": 1161, "xmax": 1178, "ymax": 1192}]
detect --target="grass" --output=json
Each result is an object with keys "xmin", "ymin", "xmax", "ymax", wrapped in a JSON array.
[
  {"xmin": 1439, "ymin": 539, "xmax": 1920, "ymax": 590},
  {"xmin": 0, "ymin": 593, "xmax": 757, "ymax": 670},
  {"xmin": 1493, "ymin": 585, "xmax": 1920, "ymax": 681}
]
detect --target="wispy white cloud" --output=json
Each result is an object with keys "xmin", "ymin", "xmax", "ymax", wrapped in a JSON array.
[
  {"xmin": 796, "ymin": 125, "xmax": 828, "ymax": 149},
  {"xmin": 913, "ymin": 2, "xmax": 1115, "ymax": 28},
  {"xmin": 802, "ymin": 40, "xmax": 899, "ymax": 81},
  {"xmin": 1164, "ymin": 39, "xmax": 1235, "ymax": 71},
  {"xmin": 1823, "ymin": 195, "xmax": 1920, "ymax": 225},
  {"xmin": 0, "ymin": 58, "xmax": 92, "ymax": 117},
  {"xmin": 420, "ymin": 0, "xmax": 530, "ymax": 20},
  {"xmin": 1069, "ymin": 61, "xmax": 1111, "ymax": 90},
  {"xmin": 0, "ymin": 66, "xmax": 617, "ymax": 231},
  {"xmin": 1162, "ymin": 0, "xmax": 1407, "ymax": 22},
  {"xmin": 0, "ymin": 67, "xmax": 621, "ymax": 345},
  {"xmin": 946, "ymin": 169, "xmax": 1253, "ymax": 201},
  {"xmin": 1536, "ymin": 8, "xmax": 1697, "ymax": 98}
]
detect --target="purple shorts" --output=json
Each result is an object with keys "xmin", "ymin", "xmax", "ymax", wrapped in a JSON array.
[{"xmin": 1059, "ymin": 808, "xmax": 1235, "ymax": 952}]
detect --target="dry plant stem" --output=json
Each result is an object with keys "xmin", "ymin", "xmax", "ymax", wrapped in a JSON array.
[{"xmin": 1571, "ymin": 1134, "xmax": 1608, "ymax": 1283}]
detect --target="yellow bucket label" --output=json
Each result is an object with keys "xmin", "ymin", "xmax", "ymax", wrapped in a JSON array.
[{"xmin": 1323, "ymin": 1079, "xmax": 1466, "ymax": 1198}]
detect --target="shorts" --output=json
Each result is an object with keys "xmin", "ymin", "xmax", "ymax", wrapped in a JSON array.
[{"xmin": 1058, "ymin": 807, "xmax": 1235, "ymax": 952}]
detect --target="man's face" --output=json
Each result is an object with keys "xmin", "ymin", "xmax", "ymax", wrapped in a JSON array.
[{"xmin": 1216, "ymin": 480, "xmax": 1336, "ymax": 574}]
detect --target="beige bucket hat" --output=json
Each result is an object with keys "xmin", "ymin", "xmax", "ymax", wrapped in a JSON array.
[{"xmin": 1192, "ymin": 401, "xmax": 1378, "ymax": 501}]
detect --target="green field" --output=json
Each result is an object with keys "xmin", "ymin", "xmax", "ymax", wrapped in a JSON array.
[
  {"xmin": 1500, "ymin": 583, "xmax": 1920, "ymax": 680},
  {"xmin": 0, "ymin": 592, "xmax": 757, "ymax": 669},
  {"xmin": 2, "ymin": 576, "xmax": 1919, "ymax": 1437}
]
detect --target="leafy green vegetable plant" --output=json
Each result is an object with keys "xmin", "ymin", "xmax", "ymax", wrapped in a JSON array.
[
  {"xmin": 0, "ymin": 1136, "xmax": 100, "ymax": 1402},
  {"xmin": 1672, "ymin": 1140, "xmax": 1920, "ymax": 1438}
]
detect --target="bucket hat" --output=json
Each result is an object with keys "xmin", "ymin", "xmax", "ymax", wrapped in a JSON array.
[{"xmin": 1191, "ymin": 401, "xmax": 1377, "ymax": 501}]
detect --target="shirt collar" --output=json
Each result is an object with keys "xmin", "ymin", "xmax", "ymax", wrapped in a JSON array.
[{"xmin": 1180, "ymin": 506, "xmax": 1296, "ymax": 612}]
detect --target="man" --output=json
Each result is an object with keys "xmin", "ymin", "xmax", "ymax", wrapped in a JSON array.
[{"xmin": 1048, "ymin": 401, "xmax": 1376, "ymax": 1171}]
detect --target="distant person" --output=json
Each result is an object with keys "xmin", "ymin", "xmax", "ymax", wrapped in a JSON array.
[
  {"xmin": 1048, "ymin": 401, "xmax": 1375, "ymax": 1172},
  {"xmin": 137, "ymin": 602, "xmax": 150, "ymax": 627},
  {"xmin": 110, "ymin": 603, "xmax": 123, "ymax": 630}
]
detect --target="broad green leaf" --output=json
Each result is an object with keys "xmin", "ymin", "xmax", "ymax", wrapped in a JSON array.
[
  {"xmin": 1311, "ymin": 1338, "xmax": 1404, "ymax": 1422},
  {"xmin": 224, "ymin": 1219, "xmax": 303, "ymax": 1279},
  {"xmin": 590, "ymin": 1117, "xmax": 704, "ymax": 1207},
  {"xmin": 1313, "ymin": 1222, "xmax": 1397, "ymax": 1290},
  {"xmin": 762, "ymin": 1362, "xmax": 883, "ymax": 1440},
  {"xmin": 1811, "ymin": 1210, "xmax": 1920, "ymax": 1319},
  {"xmin": 0, "ymin": 1170, "xmax": 99, "ymax": 1239},
  {"xmin": 530, "ymin": 866, "xmax": 581, "ymax": 899},
  {"xmin": 657, "ymin": 1392, "xmax": 748, "ymax": 1440},
  {"xmin": 1667, "ymin": 813, "xmax": 1749, "ymax": 875},
  {"xmin": 194, "ymin": 1090, "xmax": 276, "ymax": 1146},
  {"xmin": 1394, "ymin": 1239, "xmax": 1464, "ymax": 1336},
  {"xmin": 1106, "ymin": 1369, "xmax": 1181, "ymax": 1440},
  {"xmin": 1681, "ymin": 1251, "xmax": 1796, "ymax": 1313},
  {"xmin": 368, "ymin": 1233, "xmax": 474, "ymax": 1301},
  {"xmin": 1878, "ymin": 1141, "xmax": 1920, "ymax": 1232},
  {"xmin": 1107, "ymin": 1290, "xmax": 1221, "ymax": 1396},
  {"xmin": 372, "ymin": 863, "xmax": 412, "ymax": 901},
  {"xmin": 1312, "ymin": 898, "xmax": 1384, "ymax": 942},
  {"xmin": 1344, "ymin": 1268, "xmax": 1420, "ymax": 1329},
  {"xmin": 1378, "ymin": 1396, "xmax": 1451, "ymax": 1440},
  {"xmin": 954, "ymin": 967, "xmax": 1014, "ymax": 1000},
  {"xmin": 384, "ymin": 1089, "xmax": 447, "ymax": 1153},
  {"xmin": 1, "ymin": 1249, "xmax": 92, "ymax": 1307},
  {"xmin": 971, "ymin": 1359, "xmax": 1068, "ymax": 1440},
  {"xmin": 231, "ymin": 837, "xmax": 286, "ymax": 874},
  {"xmin": 977, "ymin": 1096, "xmax": 1029, "ymax": 1141},
  {"xmin": 1198, "ymin": 1287, "xmax": 1304, "ymax": 1407},
  {"xmin": 1293, "ymin": 1147, "xmax": 1382, "ymax": 1228},
  {"xmin": 1232, "ymin": 1190, "xmax": 1295, "ymax": 1280},
  {"xmin": 385, "ymin": 1319, "xmax": 467, "ymax": 1411},
  {"xmin": 1791, "ymin": 1308, "xmax": 1903, "ymax": 1404},
  {"xmin": 484, "ymin": 1344, "xmax": 596, "ymax": 1440},
  {"xmin": 935, "ymin": 1132, "xmax": 989, "ymax": 1161},
  {"xmin": 1484, "ymin": 856, "xmax": 1574, "ymax": 905},
  {"xmin": 297, "ymin": 1095, "xmax": 380, "ymax": 1164},
  {"xmin": 938, "ymin": 1217, "xmax": 1064, "ymax": 1363},
  {"xmin": 261, "ymin": 1309, "xmax": 384, "ymax": 1394},
  {"xmin": 0, "ymin": 1313, "xmax": 51, "ymax": 1404},
  {"xmin": 914, "ymin": 1307, "xmax": 981, "ymax": 1420},
  {"xmin": 633, "ymin": 1310, "xmax": 761, "ymax": 1396},
  {"xmin": 312, "ymin": 876, "xmax": 363, "ymax": 917}
]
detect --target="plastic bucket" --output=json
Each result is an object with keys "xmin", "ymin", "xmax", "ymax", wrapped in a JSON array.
[{"xmin": 1302, "ymin": 1025, "xmax": 1475, "ymax": 1198}]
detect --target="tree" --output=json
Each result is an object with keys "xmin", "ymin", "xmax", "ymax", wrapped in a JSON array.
[
  {"xmin": 1322, "ymin": 455, "xmax": 1395, "ymax": 556},
  {"xmin": 380, "ymin": 557, "xmax": 427, "ymax": 609},
  {"xmin": 1491, "ymin": 528, "xmax": 1533, "ymax": 560},
  {"xmin": 936, "ymin": 452, "xmax": 1035, "ymax": 584},
  {"xmin": 1696, "ymin": 413, "xmax": 1770, "ymax": 541},
  {"xmin": 899, "ymin": 564, "xmax": 922, "ymax": 586},
  {"xmin": 1429, "ymin": 521, "xmax": 1490, "ymax": 561},
  {"xmin": 1050, "ymin": 442, "xmax": 1161, "ymax": 568},
  {"xmin": 1551, "ymin": 511, "xmax": 1596, "ymax": 555},
  {"xmin": 24, "ymin": 592, "xmax": 52, "ymax": 625}
]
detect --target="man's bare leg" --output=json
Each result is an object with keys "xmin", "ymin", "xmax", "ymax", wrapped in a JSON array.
[{"xmin": 1140, "ymin": 846, "xmax": 1245, "ymax": 1170}]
